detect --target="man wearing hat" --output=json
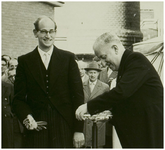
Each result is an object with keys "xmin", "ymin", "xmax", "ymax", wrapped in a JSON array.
[{"xmin": 83, "ymin": 61, "xmax": 109, "ymax": 148}]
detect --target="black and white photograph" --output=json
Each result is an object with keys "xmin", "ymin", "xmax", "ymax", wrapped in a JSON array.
[{"xmin": 1, "ymin": 1, "xmax": 163, "ymax": 148}]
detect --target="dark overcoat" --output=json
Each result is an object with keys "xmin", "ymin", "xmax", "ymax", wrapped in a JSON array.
[
  {"xmin": 2, "ymin": 81, "xmax": 24, "ymax": 148},
  {"xmin": 13, "ymin": 46, "xmax": 84, "ymax": 147},
  {"xmin": 87, "ymin": 50, "xmax": 163, "ymax": 148},
  {"xmin": 2, "ymin": 81, "xmax": 14, "ymax": 148}
]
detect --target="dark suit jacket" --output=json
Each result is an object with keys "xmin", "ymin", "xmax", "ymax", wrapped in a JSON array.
[
  {"xmin": 13, "ymin": 46, "xmax": 84, "ymax": 133},
  {"xmin": 87, "ymin": 50, "xmax": 163, "ymax": 148}
]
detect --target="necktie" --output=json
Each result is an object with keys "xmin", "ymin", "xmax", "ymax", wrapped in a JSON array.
[
  {"xmin": 43, "ymin": 53, "xmax": 49, "ymax": 69},
  {"xmin": 90, "ymin": 83, "xmax": 95, "ymax": 93}
]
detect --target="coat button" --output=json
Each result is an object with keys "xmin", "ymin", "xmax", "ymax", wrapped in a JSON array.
[
  {"xmin": 4, "ymin": 106, "xmax": 6, "ymax": 108},
  {"xmin": 5, "ymin": 114, "xmax": 7, "ymax": 117},
  {"xmin": 5, "ymin": 98, "xmax": 7, "ymax": 100}
]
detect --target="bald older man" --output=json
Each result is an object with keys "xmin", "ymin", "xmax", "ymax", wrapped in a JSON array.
[
  {"xmin": 13, "ymin": 16, "xmax": 84, "ymax": 148},
  {"xmin": 76, "ymin": 32, "xmax": 163, "ymax": 148},
  {"xmin": 77, "ymin": 60, "xmax": 89, "ymax": 83}
]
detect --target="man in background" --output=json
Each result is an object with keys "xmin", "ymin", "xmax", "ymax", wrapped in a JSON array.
[
  {"xmin": 77, "ymin": 60, "xmax": 89, "ymax": 83},
  {"xmin": 83, "ymin": 61, "xmax": 109, "ymax": 148},
  {"xmin": 2, "ymin": 58, "xmax": 8, "ymax": 82}
]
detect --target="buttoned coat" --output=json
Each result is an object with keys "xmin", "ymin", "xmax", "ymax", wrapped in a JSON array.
[
  {"xmin": 2, "ymin": 81, "xmax": 24, "ymax": 148},
  {"xmin": 87, "ymin": 50, "xmax": 163, "ymax": 148},
  {"xmin": 83, "ymin": 79, "xmax": 109, "ymax": 147},
  {"xmin": 2, "ymin": 81, "xmax": 14, "ymax": 148},
  {"xmin": 13, "ymin": 46, "xmax": 84, "ymax": 147}
]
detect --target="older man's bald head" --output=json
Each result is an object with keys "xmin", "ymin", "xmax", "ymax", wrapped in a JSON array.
[{"xmin": 77, "ymin": 60, "xmax": 88, "ymax": 78}]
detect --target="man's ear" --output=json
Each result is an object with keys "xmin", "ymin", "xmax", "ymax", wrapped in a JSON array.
[
  {"xmin": 54, "ymin": 30, "xmax": 57, "ymax": 36},
  {"xmin": 33, "ymin": 29, "xmax": 38, "ymax": 38}
]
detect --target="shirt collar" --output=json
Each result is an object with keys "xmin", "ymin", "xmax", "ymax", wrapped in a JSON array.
[
  {"xmin": 38, "ymin": 46, "xmax": 54, "ymax": 57},
  {"xmin": 89, "ymin": 80, "xmax": 97, "ymax": 85}
]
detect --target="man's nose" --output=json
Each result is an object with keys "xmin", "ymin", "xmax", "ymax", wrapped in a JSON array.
[{"xmin": 45, "ymin": 32, "xmax": 51, "ymax": 38}]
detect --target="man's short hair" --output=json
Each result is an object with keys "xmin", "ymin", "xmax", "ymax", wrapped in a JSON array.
[
  {"xmin": 93, "ymin": 32, "xmax": 122, "ymax": 50},
  {"xmin": 2, "ymin": 54, "xmax": 11, "ymax": 60},
  {"xmin": 33, "ymin": 16, "xmax": 57, "ymax": 31},
  {"xmin": 2, "ymin": 57, "xmax": 9, "ymax": 67}
]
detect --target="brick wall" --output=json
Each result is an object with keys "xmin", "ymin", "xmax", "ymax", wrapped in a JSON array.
[{"xmin": 2, "ymin": 2, "xmax": 54, "ymax": 58}]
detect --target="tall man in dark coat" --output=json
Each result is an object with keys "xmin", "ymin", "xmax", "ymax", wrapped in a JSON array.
[
  {"xmin": 13, "ymin": 16, "xmax": 85, "ymax": 148},
  {"xmin": 76, "ymin": 32, "xmax": 163, "ymax": 148}
]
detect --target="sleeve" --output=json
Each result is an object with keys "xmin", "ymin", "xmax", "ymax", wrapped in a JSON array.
[
  {"xmin": 68, "ymin": 53, "xmax": 84, "ymax": 132},
  {"xmin": 87, "ymin": 54, "xmax": 150, "ymax": 115},
  {"xmin": 12, "ymin": 56, "xmax": 33, "ymax": 123}
]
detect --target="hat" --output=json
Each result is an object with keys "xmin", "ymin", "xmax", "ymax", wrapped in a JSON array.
[{"xmin": 85, "ymin": 61, "xmax": 102, "ymax": 72}]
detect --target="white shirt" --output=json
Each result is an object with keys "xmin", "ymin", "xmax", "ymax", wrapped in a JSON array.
[
  {"xmin": 38, "ymin": 46, "xmax": 53, "ymax": 69},
  {"xmin": 89, "ymin": 80, "xmax": 97, "ymax": 93},
  {"xmin": 107, "ymin": 67, "xmax": 113, "ymax": 78}
]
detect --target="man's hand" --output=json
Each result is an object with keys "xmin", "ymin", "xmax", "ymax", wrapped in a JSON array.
[
  {"xmin": 73, "ymin": 132, "xmax": 85, "ymax": 148},
  {"xmin": 23, "ymin": 114, "xmax": 37, "ymax": 130},
  {"xmin": 23, "ymin": 114, "xmax": 47, "ymax": 131},
  {"xmin": 75, "ymin": 103, "xmax": 87, "ymax": 121}
]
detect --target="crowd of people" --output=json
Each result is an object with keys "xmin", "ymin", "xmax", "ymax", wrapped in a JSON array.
[
  {"xmin": 2, "ymin": 15, "xmax": 163, "ymax": 148},
  {"xmin": 2, "ymin": 55, "xmax": 24, "ymax": 148}
]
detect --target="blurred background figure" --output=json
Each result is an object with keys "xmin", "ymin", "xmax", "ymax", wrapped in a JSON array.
[
  {"xmin": 2, "ymin": 55, "xmax": 23, "ymax": 148},
  {"xmin": 83, "ymin": 61, "xmax": 109, "ymax": 148},
  {"xmin": 8, "ymin": 58, "xmax": 18, "ymax": 71},
  {"xmin": 93, "ymin": 56, "xmax": 103, "ymax": 68},
  {"xmin": 93, "ymin": 56, "xmax": 118, "ymax": 88},
  {"xmin": 2, "ymin": 55, "xmax": 11, "ymax": 65},
  {"xmin": 77, "ymin": 60, "xmax": 89, "ymax": 83},
  {"xmin": 8, "ymin": 69, "xmax": 16, "ymax": 84},
  {"xmin": 6, "ymin": 58, "xmax": 18, "ymax": 84},
  {"xmin": 2, "ymin": 57, "xmax": 9, "ymax": 82},
  {"xmin": 2, "ymin": 80, "xmax": 14, "ymax": 148}
]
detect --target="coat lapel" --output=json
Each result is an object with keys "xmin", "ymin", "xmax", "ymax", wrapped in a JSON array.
[
  {"xmin": 49, "ymin": 46, "xmax": 63, "ymax": 91},
  {"xmin": 90, "ymin": 80, "xmax": 101, "ymax": 99},
  {"xmin": 102, "ymin": 68, "xmax": 109, "ymax": 82},
  {"xmin": 26, "ymin": 47, "xmax": 46, "ymax": 93},
  {"xmin": 83, "ymin": 80, "xmax": 91, "ymax": 102},
  {"xmin": 117, "ymin": 50, "xmax": 131, "ymax": 83}
]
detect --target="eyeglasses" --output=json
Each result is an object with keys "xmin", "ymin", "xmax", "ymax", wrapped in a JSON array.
[
  {"xmin": 39, "ymin": 29, "xmax": 56, "ymax": 35},
  {"xmin": 1, "ymin": 63, "xmax": 7, "ymax": 67}
]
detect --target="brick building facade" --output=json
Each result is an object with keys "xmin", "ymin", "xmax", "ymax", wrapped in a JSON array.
[{"xmin": 2, "ymin": 2, "xmax": 56, "ymax": 58}]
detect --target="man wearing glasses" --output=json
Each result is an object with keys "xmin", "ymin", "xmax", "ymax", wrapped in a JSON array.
[{"xmin": 13, "ymin": 16, "xmax": 85, "ymax": 148}]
